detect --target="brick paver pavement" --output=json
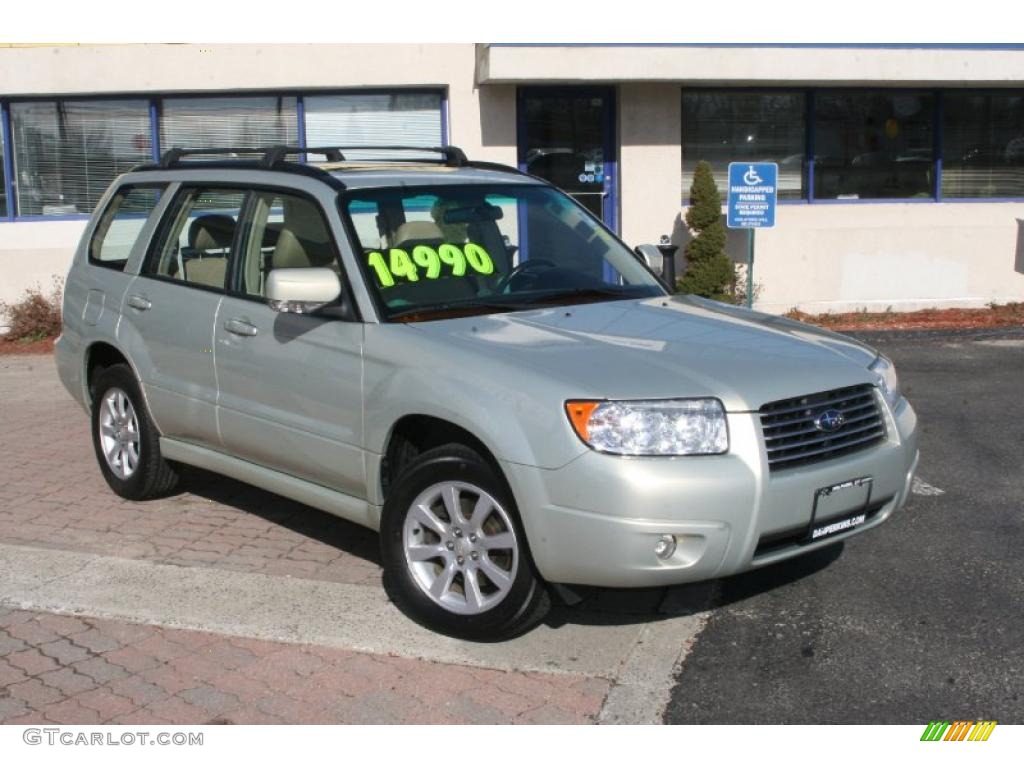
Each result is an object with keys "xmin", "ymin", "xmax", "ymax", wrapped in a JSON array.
[
  {"xmin": 0, "ymin": 355, "xmax": 383, "ymax": 585},
  {"xmin": 0, "ymin": 606, "xmax": 609, "ymax": 724},
  {"xmin": 0, "ymin": 356, "xmax": 623, "ymax": 724}
]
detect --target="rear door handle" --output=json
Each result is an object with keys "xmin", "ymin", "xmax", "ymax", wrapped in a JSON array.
[
  {"xmin": 127, "ymin": 295, "xmax": 151, "ymax": 311},
  {"xmin": 224, "ymin": 318, "xmax": 258, "ymax": 337}
]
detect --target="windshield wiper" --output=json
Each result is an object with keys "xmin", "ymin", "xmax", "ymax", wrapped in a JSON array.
[
  {"xmin": 387, "ymin": 288, "xmax": 641, "ymax": 321},
  {"xmin": 510, "ymin": 287, "xmax": 635, "ymax": 306},
  {"xmin": 388, "ymin": 299, "xmax": 535, "ymax": 322}
]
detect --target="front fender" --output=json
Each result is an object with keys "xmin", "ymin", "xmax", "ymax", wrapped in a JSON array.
[{"xmin": 361, "ymin": 325, "xmax": 588, "ymax": 471}]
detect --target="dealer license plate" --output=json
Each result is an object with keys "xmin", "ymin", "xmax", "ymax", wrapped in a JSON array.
[{"xmin": 808, "ymin": 477, "xmax": 872, "ymax": 542}]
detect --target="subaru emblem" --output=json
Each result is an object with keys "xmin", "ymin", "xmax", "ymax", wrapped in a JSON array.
[{"xmin": 814, "ymin": 409, "xmax": 846, "ymax": 433}]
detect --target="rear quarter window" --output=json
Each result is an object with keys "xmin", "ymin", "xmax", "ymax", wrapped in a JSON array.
[{"xmin": 89, "ymin": 186, "xmax": 165, "ymax": 271}]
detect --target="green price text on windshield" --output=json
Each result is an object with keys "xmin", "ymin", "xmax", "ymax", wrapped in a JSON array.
[{"xmin": 367, "ymin": 243, "xmax": 495, "ymax": 288}]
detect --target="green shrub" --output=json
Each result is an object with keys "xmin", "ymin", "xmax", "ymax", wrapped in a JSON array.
[
  {"xmin": 1, "ymin": 277, "xmax": 63, "ymax": 342},
  {"xmin": 677, "ymin": 161, "xmax": 735, "ymax": 302}
]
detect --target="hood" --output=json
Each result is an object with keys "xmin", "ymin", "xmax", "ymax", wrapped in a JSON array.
[{"xmin": 409, "ymin": 295, "xmax": 880, "ymax": 412}]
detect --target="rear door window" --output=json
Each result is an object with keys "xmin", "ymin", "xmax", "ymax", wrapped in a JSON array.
[
  {"xmin": 146, "ymin": 188, "xmax": 247, "ymax": 291},
  {"xmin": 89, "ymin": 186, "xmax": 165, "ymax": 271}
]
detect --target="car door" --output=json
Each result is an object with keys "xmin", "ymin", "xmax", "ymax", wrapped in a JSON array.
[
  {"xmin": 214, "ymin": 187, "xmax": 365, "ymax": 498},
  {"xmin": 122, "ymin": 186, "xmax": 247, "ymax": 447}
]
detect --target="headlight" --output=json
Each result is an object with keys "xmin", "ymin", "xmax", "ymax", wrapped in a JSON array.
[
  {"xmin": 565, "ymin": 398, "xmax": 728, "ymax": 456},
  {"xmin": 870, "ymin": 354, "xmax": 902, "ymax": 408}
]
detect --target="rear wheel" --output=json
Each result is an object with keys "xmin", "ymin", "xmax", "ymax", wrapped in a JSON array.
[
  {"xmin": 91, "ymin": 364, "xmax": 178, "ymax": 500},
  {"xmin": 380, "ymin": 444, "xmax": 548, "ymax": 640}
]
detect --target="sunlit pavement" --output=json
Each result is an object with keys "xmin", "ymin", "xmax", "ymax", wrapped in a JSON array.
[{"xmin": 0, "ymin": 354, "xmax": 704, "ymax": 725}]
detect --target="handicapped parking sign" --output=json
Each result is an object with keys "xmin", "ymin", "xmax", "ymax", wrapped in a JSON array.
[{"xmin": 727, "ymin": 162, "xmax": 778, "ymax": 229}]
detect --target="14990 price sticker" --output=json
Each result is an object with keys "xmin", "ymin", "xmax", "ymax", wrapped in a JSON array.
[{"xmin": 367, "ymin": 243, "xmax": 494, "ymax": 287}]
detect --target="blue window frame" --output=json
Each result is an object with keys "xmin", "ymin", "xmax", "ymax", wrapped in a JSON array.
[
  {"xmin": 516, "ymin": 86, "xmax": 619, "ymax": 232},
  {"xmin": 303, "ymin": 92, "xmax": 444, "ymax": 160},
  {"xmin": 9, "ymin": 98, "xmax": 152, "ymax": 218},
  {"xmin": 1, "ymin": 101, "xmax": 13, "ymax": 219},
  {"xmin": 941, "ymin": 91, "xmax": 1024, "ymax": 199},
  {"xmin": 682, "ymin": 88, "xmax": 1024, "ymax": 205},
  {"xmin": 0, "ymin": 89, "xmax": 447, "ymax": 221},
  {"xmin": 159, "ymin": 96, "xmax": 299, "ymax": 154},
  {"xmin": 682, "ymin": 90, "xmax": 807, "ymax": 201}
]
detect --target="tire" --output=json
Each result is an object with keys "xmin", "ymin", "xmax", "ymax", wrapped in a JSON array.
[
  {"xmin": 380, "ymin": 443, "xmax": 549, "ymax": 641},
  {"xmin": 91, "ymin": 363, "xmax": 178, "ymax": 500}
]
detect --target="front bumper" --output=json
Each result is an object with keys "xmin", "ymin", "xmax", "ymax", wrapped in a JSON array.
[{"xmin": 503, "ymin": 395, "xmax": 919, "ymax": 588}]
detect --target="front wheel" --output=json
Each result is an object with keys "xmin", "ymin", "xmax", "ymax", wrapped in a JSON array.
[{"xmin": 380, "ymin": 444, "xmax": 548, "ymax": 640}]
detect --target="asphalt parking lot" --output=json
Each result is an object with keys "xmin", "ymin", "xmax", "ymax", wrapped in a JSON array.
[
  {"xmin": 666, "ymin": 330, "xmax": 1024, "ymax": 724},
  {"xmin": 0, "ymin": 329, "xmax": 1021, "ymax": 724}
]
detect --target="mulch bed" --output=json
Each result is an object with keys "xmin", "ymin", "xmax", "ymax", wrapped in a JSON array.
[
  {"xmin": 785, "ymin": 303, "xmax": 1024, "ymax": 332},
  {"xmin": 0, "ymin": 337, "xmax": 56, "ymax": 355}
]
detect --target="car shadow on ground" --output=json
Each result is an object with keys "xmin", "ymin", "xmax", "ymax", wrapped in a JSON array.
[
  {"xmin": 176, "ymin": 466, "xmax": 382, "ymax": 567},
  {"xmin": 175, "ymin": 466, "xmax": 844, "ymax": 633},
  {"xmin": 544, "ymin": 542, "xmax": 845, "ymax": 630}
]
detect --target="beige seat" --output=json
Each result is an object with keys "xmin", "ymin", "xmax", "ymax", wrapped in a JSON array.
[
  {"xmin": 271, "ymin": 199, "xmax": 336, "ymax": 271},
  {"xmin": 392, "ymin": 220, "xmax": 445, "ymax": 251},
  {"xmin": 183, "ymin": 214, "xmax": 234, "ymax": 288}
]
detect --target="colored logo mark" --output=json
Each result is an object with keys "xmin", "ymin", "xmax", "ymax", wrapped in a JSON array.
[{"xmin": 920, "ymin": 721, "xmax": 997, "ymax": 741}]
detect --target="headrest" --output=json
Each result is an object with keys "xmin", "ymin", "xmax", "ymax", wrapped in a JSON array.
[
  {"xmin": 188, "ymin": 214, "xmax": 236, "ymax": 252},
  {"xmin": 283, "ymin": 198, "xmax": 330, "ymax": 244},
  {"xmin": 394, "ymin": 220, "xmax": 444, "ymax": 246}
]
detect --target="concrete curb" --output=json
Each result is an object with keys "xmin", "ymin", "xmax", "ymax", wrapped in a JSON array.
[{"xmin": 0, "ymin": 542, "xmax": 710, "ymax": 723}]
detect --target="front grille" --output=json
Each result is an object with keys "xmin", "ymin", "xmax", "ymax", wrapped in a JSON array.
[{"xmin": 759, "ymin": 384, "xmax": 886, "ymax": 472}]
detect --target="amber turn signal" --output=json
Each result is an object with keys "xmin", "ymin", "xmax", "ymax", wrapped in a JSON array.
[{"xmin": 565, "ymin": 400, "xmax": 600, "ymax": 441}]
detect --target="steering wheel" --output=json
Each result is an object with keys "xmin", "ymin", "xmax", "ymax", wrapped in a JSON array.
[{"xmin": 496, "ymin": 258, "xmax": 557, "ymax": 294}]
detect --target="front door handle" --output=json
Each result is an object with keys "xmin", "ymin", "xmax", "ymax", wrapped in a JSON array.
[
  {"xmin": 127, "ymin": 295, "xmax": 151, "ymax": 311},
  {"xmin": 224, "ymin": 318, "xmax": 258, "ymax": 337}
]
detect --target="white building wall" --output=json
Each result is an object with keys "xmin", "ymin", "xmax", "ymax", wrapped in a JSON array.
[
  {"xmin": 617, "ymin": 83, "xmax": 684, "ymax": 250},
  {"xmin": 748, "ymin": 204, "xmax": 1024, "ymax": 313},
  {"xmin": 480, "ymin": 44, "xmax": 1024, "ymax": 88},
  {"xmin": 0, "ymin": 220, "xmax": 88, "ymax": 304},
  {"xmin": 1, "ymin": 44, "xmax": 1023, "ymax": 313}
]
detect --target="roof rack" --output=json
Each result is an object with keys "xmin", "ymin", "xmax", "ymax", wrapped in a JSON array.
[{"xmin": 157, "ymin": 144, "xmax": 470, "ymax": 169}]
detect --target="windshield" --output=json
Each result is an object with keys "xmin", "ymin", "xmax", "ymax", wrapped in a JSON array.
[{"xmin": 341, "ymin": 183, "xmax": 665, "ymax": 321}]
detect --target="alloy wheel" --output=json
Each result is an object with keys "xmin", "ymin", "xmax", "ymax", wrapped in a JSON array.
[{"xmin": 402, "ymin": 481, "xmax": 519, "ymax": 615}]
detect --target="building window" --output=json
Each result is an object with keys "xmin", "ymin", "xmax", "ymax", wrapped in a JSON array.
[
  {"xmin": 160, "ymin": 96, "xmax": 298, "ymax": 155},
  {"xmin": 942, "ymin": 91, "xmax": 1024, "ymax": 198},
  {"xmin": 0, "ymin": 115, "xmax": 7, "ymax": 217},
  {"xmin": 814, "ymin": 92, "xmax": 935, "ymax": 200},
  {"xmin": 10, "ymin": 100, "xmax": 151, "ymax": 216},
  {"xmin": 682, "ymin": 91, "xmax": 807, "ymax": 201},
  {"xmin": 303, "ymin": 93, "xmax": 442, "ymax": 159}
]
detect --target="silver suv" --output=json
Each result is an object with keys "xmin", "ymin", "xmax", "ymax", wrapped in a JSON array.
[{"xmin": 56, "ymin": 145, "xmax": 919, "ymax": 640}]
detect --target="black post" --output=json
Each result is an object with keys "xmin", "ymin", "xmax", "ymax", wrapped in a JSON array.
[{"xmin": 657, "ymin": 238, "xmax": 678, "ymax": 292}]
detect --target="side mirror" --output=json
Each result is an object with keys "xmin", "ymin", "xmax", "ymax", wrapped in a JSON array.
[
  {"xmin": 634, "ymin": 244, "xmax": 664, "ymax": 275},
  {"xmin": 266, "ymin": 268, "xmax": 342, "ymax": 313}
]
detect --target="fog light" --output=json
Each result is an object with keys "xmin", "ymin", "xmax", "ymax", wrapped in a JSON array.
[{"xmin": 654, "ymin": 535, "xmax": 677, "ymax": 560}]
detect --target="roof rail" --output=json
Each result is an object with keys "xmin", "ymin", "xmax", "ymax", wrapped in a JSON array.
[
  {"xmin": 158, "ymin": 147, "xmax": 269, "ymax": 168},
  {"xmin": 158, "ymin": 144, "xmax": 469, "ymax": 169},
  {"xmin": 266, "ymin": 145, "xmax": 470, "ymax": 167}
]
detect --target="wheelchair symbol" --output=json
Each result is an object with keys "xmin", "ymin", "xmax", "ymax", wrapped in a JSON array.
[{"xmin": 742, "ymin": 165, "xmax": 763, "ymax": 186}]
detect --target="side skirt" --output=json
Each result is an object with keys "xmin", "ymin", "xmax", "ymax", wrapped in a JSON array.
[{"xmin": 160, "ymin": 437, "xmax": 381, "ymax": 531}]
